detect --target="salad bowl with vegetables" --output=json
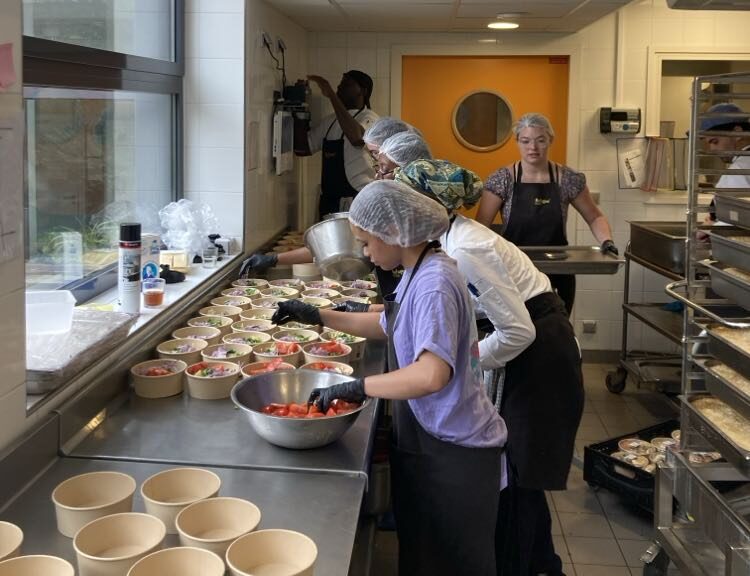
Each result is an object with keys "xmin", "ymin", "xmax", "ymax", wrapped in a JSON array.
[
  {"xmin": 221, "ymin": 287, "xmax": 261, "ymax": 299},
  {"xmin": 251, "ymin": 297, "xmax": 288, "ymax": 310},
  {"xmin": 252, "ymin": 341, "xmax": 302, "ymax": 367},
  {"xmin": 172, "ymin": 326, "xmax": 222, "ymax": 346},
  {"xmin": 130, "ymin": 359, "xmax": 187, "ymax": 398},
  {"xmin": 300, "ymin": 296, "xmax": 333, "ymax": 310},
  {"xmin": 232, "ymin": 278, "xmax": 269, "ymax": 289},
  {"xmin": 301, "ymin": 288, "xmax": 341, "ymax": 300},
  {"xmin": 341, "ymin": 288, "xmax": 377, "ymax": 302},
  {"xmin": 268, "ymin": 278, "xmax": 305, "ymax": 290},
  {"xmin": 340, "ymin": 279, "xmax": 377, "ymax": 291},
  {"xmin": 185, "ymin": 361, "xmax": 240, "ymax": 400},
  {"xmin": 305, "ymin": 280, "xmax": 342, "ymax": 292},
  {"xmin": 210, "ymin": 296, "xmax": 253, "ymax": 310},
  {"xmin": 222, "ymin": 331, "xmax": 272, "ymax": 347},
  {"xmin": 199, "ymin": 305, "xmax": 243, "ymax": 320},
  {"xmin": 302, "ymin": 341, "xmax": 352, "ymax": 365},
  {"xmin": 157, "ymin": 338, "xmax": 208, "ymax": 365},
  {"xmin": 241, "ymin": 358, "xmax": 296, "ymax": 377},
  {"xmin": 232, "ymin": 319, "xmax": 276, "ymax": 335},
  {"xmin": 260, "ymin": 286, "xmax": 300, "ymax": 299},
  {"xmin": 299, "ymin": 361, "xmax": 354, "ymax": 376},
  {"xmin": 201, "ymin": 343, "xmax": 253, "ymax": 366},
  {"xmin": 278, "ymin": 320, "xmax": 320, "ymax": 334},
  {"xmin": 272, "ymin": 329, "xmax": 319, "ymax": 346},
  {"xmin": 240, "ymin": 308, "xmax": 275, "ymax": 322},
  {"xmin": 187, "ymin": 315, "xmax": 233, "ymax": 336},
  {"xmin": 320, "ymin": 330, "xmax": 366, "ymax": 362}
]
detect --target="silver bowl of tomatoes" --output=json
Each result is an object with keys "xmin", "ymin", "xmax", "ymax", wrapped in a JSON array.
[{"xmin": 230, "ymin": 369, "xmax": 368, "ymax": 449}]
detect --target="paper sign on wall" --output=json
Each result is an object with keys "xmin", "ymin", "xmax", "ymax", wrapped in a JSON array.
[{"xmin": 0, "ymin": 43, "xmax": 16, "ymax": 91}]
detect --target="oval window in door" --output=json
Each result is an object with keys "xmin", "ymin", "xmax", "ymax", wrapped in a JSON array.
[{"xmin": 452, "ymin": 90, "xmax": 513, "ymax": 152}]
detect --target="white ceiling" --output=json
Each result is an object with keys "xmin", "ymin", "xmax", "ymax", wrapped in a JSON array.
[{"xmin": 264, "ymin": 0, "xmax": 636, "ymax": 33}]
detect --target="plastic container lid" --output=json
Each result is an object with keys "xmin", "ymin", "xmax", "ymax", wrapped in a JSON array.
[{"xmin": 26, "ymin": 290, "xmax": 76, "ymax": 335}]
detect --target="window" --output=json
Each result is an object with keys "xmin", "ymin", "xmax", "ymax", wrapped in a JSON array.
[{"xmin": 22, "ymin": 0, "xmax": 183, "ymax": 301}]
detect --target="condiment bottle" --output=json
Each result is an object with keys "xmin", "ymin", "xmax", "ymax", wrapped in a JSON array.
[{"xmin": 118, "ymin": 223, "xmax": 141, "ymax": 314}]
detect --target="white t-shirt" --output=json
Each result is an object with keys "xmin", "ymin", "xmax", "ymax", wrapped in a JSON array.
[
  {"xmin": 308, "ymin": 108, "xmax": 379, "ymax": 192},
  {"xmin": 440, "ymin": 214, "xmax": 552, "ymax": 369},
  {"xmin": 717, "ymin": 145, "xmax": 750, "ymax": 189}
]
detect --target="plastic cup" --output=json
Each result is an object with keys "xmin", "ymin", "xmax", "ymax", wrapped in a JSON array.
[
  {"xmin": 142, "ymin": 278, "xmax": 166, "ymax": 308},
  {"xmin": 202, "ymin": 247, "xmax": 218, "ymax": 269}
]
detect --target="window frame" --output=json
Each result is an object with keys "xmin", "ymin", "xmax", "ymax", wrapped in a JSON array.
[{"xmin": 21, "ymin": 0, "xmax": 185, "ymax": 304}]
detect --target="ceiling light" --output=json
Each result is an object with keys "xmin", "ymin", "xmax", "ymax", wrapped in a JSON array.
[{"xmin": 488, "ymin": 21, "xmax": 519, "ymax": 30}]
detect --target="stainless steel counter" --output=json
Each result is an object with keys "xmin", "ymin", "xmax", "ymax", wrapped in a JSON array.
[
  {"xmin": 0, "ymin": 457, "xmax": 365, "ymax": 576},
  {"xmin": 67, "ymin": 341, "xmax": 385, "ymax": 481},
  {"xmin": 520, "ymin": 246, "xmax": 624, "ymax": 275}
]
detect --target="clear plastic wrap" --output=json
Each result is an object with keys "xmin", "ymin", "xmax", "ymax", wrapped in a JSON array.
[{"xmin": 158, "ymin": 199, "xmax": 219, "ymax": 256}]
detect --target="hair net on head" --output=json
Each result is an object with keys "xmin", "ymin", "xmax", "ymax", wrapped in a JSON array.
[
  {"xmin": 513, "ymin": 112, "xmax": 556, "ymax": 140},
  {"xmin": 349, "ymin": 180, "xmax": 449, "ymax": 247},
  {"xmin": 363, "ymin": 117, "xmax": 412, "ymax": 146},
  {"xmin": 395, "ymin": 159, "xmax": 484, "ymax": 212},
  {"xmin": 700, "ymin": 103, "xmax": 750, "ymax": 132},
  {"xmin": 380, "ymin": 132, "xmax": 433, "ymax": 166}
]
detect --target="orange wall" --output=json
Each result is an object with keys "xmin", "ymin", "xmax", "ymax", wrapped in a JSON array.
[{"xmin": 401, "ymin": 55, "xmax": 570, "ymax": 218}]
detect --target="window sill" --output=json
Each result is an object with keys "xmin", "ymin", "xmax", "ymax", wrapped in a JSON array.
[{"xmin": 26, "ymin": 253, "xmax": 243, "ymax": 413}]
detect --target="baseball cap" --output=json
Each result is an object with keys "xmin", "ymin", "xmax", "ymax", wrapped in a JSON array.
[{"xmin": 700, "ymin": 103, "xmax": 750, "ymax": 132}]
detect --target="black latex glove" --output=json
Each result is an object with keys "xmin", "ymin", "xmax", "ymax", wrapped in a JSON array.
[
  {"xmin": 309, "ymin": 378, "xmax": 366, "ymax": 413},
  {"xmin": 272, "ymin": 299, "xmax": 322, "ymax": 326},
  {"xmin": 600, "ymin": 239, "xmax": 619, "ymax": 256},
  {"xmin": 332, "ymin": 300, "xmax": 371, "ymax": 313},
  {"xmin": 238, "ymin": 253, "xmax": 278, "ymax": 278}
]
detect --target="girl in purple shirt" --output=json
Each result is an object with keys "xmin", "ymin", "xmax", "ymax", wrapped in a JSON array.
[{"xmin": 273, "ymin": 180, "xmax": 506, "ymax": 576}]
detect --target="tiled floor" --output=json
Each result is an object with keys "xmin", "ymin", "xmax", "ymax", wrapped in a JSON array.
[{"xmin": 370, "ymin": 363, "xmax": 680, "ymax": 575}]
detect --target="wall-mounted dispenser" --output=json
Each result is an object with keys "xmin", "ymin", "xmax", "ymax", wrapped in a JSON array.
[{"xmin": 599, "ymin": 107, "xmax": 642, "ymax": 134}]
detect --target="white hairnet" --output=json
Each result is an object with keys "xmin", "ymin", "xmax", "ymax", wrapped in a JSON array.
[
  {"xmin": 349, "ymin": 180, "xmax": 449, "ymax": 247},
  {"xmin": 363, "ymin": 117, "xmax": 412, "ymax": 146},
  {"xmin": 380, "ymin": 132, "xmax": 433, "ymax": 167},
  {"xmin": 513, "ymin": 112, "xmax": 556, "ymax": 140}
]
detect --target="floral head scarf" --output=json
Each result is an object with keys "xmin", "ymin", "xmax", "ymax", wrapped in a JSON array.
[{"xmin": 395, "ymin": 159, "xmax": 483, "ymax": 212}]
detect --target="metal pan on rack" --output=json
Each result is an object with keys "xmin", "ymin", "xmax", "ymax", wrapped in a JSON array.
[
  {"xmin": 681, "ymin": 394, "xmax": 750, "ymax": 473},
  {"xmin": 714, "ymin": 192, "xmax": 750, "ymax": 230},
  {"xmin": 707, "ymin": 324, "xmax": 750, "ymax": 381},
  {"xmin": 703, "ymin": 260, "xmax": 750, "ymax": 311},
  {"xmin": 707, "ymin": 228, "xmax": 750, "ymax": 271},
  {"xmin": 699, "ymin": 358, "xmax": 750, "ymax": 421}
]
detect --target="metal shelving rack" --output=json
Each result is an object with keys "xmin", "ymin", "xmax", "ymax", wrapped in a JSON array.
[{"xmin": 648, "ymin": 71, "xmax": 750, "ymax": 576}]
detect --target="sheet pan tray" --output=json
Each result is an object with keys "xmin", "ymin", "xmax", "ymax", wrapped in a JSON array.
[
  {"xmin": 681, "ymin": 394, "xmax": 750, "ymax": 473},
  {"xmin": 707, "ymin": 324, "xmax": 750, "ymax": 381},
  {"xmin": 715, "ymin": 192, "xmax": 750, "ymax": 231},
  {"xmin": 708, "ymin": 228, "xmax": 750, "ymax": 271},
  {"xmin": 704, "ymin": 260, "xmax": 750, "ymax": 312},
  {"xmin": 699, "ymin": 358, "xmax": 750, "ymax": 421}
]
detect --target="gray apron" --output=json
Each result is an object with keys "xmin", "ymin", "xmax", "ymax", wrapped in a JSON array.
[{"xmin": 385, "ymin": 243, "xmax": 502, "ymax": 576}]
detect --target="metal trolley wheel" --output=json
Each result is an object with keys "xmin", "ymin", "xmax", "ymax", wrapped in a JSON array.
[{"xmin": 606, "ymin": 368, "xmax": 628, "ymax": 394}]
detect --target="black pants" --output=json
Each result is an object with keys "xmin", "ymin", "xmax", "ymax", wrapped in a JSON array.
[
  {"xmin": 496, "ymin": 483, "xmax": 563, "ymax": 576},
  {"xmin": 548, "ymin": 274, "xmax": 575, "ymax": 317}
]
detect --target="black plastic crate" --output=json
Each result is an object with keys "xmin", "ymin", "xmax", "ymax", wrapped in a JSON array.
[{"xmin": 583, "ymin": 419, "xmax": 680, "ymax": 515}]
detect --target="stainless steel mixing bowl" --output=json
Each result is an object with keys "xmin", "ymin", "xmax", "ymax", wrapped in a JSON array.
[
  {"xmin": 303, "ymin": 215, "xmax": 373, "ymax": 281},
  {"xmin": 230, "ymin": 369, "xmax": 368, "ymax": 449}
]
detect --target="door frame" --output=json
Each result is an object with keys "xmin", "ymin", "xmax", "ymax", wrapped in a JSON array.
[{"xmin": 390, "ymin": 45, "xmax": 582, "ymax": 172}]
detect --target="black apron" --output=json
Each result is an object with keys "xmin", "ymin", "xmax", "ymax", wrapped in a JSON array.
[
  {"xmin": 386, "ymin": 244, "xmax": 502, "ymax": 576},
  {"xmin": 501, "ymin": 292, "xmax": 584, "ymax": 491},
  {"xmin": 503, "ymin": 162, "xmax": 576, "ymax": 315},
  {"xmin": 319, "ymin": 109, "xmax": 364, "ymax": 219}
]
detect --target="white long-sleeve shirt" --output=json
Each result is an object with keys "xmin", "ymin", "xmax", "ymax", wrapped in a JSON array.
[{"xmin": 440, "ymin": 214, "xmax": 552, "ymax": 369}]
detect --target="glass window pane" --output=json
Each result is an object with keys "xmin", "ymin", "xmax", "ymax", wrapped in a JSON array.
[
  {"xmin": 22, "ymin": 0, "xmax": 175, "ymax": 62},
  {"xmin": 24, "ymin": 87, "xmax": 174, "ymax": 291}
]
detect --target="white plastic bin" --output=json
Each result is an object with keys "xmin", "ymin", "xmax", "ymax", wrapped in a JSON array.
[{"xmin": 25, "ymin": 290, "xmax": 76, "ymax": 335}]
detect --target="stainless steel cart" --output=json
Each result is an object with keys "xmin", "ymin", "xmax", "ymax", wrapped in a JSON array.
[{"xmin": 645, "ymin": 71, "xmax": 750, "ymax": 576}]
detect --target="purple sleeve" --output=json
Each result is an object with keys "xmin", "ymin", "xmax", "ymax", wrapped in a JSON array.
[
  {"xmin": 409, "ymin": 290, "xmax": 460, "ymax": 373},
  {"xmin": 560, "ymin": 165, "xmax": 586, "ymax": 202},
  {"xmin": 484, "ymin": 167, "xmax": 513, "ymax": 202}
]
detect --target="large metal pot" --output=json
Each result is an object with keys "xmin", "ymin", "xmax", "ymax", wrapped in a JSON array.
[
  {"xmin": 303, "ymin": 215, "xmax": 373, "ymax": 281},
  {"xmin": 230, "ymin": 369, "xmax": 368, "ymax": 449}
]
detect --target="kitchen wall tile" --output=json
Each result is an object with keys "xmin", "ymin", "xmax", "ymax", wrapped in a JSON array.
[
  {"xmin": 624, "ymin": 18, "xmax": 652, "ymax": 50},
  {"xmin": 184, "ymin": 58, "xmax": 200, "ymax": 104},
  {"xmin": 581, "ymin": 80, "xmax": 615, "ymax": 111},
  {"xmin": 622, "ymin": 80, "xmax": 646, "ymax": 106},
  {"xmin": 582, "ymin": 49, "xmax": 615, "ymax": 82},
  {"xmin": 651, "ymin": 19, "xmax": 684, "ymax": 45},
  {"xmin": 184, "ymin": 146, "xmax": 201, "ymax": 192},
  {"xmin": 199, "ymin": 147, "xmax": 244, "ymax": 192},
  {"xmin": 582, "ymin": 138, "xmax": 617, "ymax": 172},
  {"xmin": 314, "ymin": 47, "xmax": 348, "ymax": 79},
  {"xmin": 610, "ymin": 291, "xmax": 625, "ymax": 322},
  {"xmin": 0, "ymin": 384, "xmax": 28, "ymax": 454},
  {"xmin": 186, "ymin": 13, "xmax": 201, "ymax": 58},
  {"xmin": 347, "ymin": 48, "xmax": 377, "ymax": 79},
  {"xmin": 376, "ymin": 48, "xmax": 391, "ymax": 80},
  {"xmin": 317, "ymin": 32, "xmax": 347, "ymax": 48},
  {"xmin": 682, "ymin": 18, "xmax": 715, "ymax": 46},
  {"xmin": 199, "ymin": 192, "xmax": 244, "ymax": 238},
  {"xmin": 577, "ymin": 290, "xmax": 612, "ymax": 322},
  {"xmin": 199, "ymin": 104, "xmax": 244, "ymax": 148},
  {"xmin": 624, "ymin": 50, "xmax": 647, "ymax": 84},
  {"xmin": 184, "ymin": 103, "xmax": 201, "ymax": 147},
  {"xmin": 199, "ymin": 59, "xmax": 245, "ymax": 105},
  {"xmin": 199, "ymin": 13, "xmax": 244, "ymax": 59},
  {"xmin": 0, "ymin": 289, "xmax": 25, "ymax": 398},
  {"xmin": 199, "ymin": 0, "xmax": 244, "ymax": 12},
  {"xmin": 372, "ymin": 80, "xmax": 391, "ymax": 117},
  {"xmin": 579, "ymin": 12, "xmax": 617, "ymax": 50},
  {"xmin": 348, "ymin": 32, "xmax": 376, "ymax": 49}
]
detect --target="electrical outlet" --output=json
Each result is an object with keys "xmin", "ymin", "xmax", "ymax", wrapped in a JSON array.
[
  {"xmin": 276, "ymin": 36, "xmax": 286, "ymax": 53},
  {"xmin": 582, "ymin": 320, "xmax": 597, "ymax": 334},
  {"xmin": 260, "ymin": 29, "xmax": 272, "ymax": 49}
]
